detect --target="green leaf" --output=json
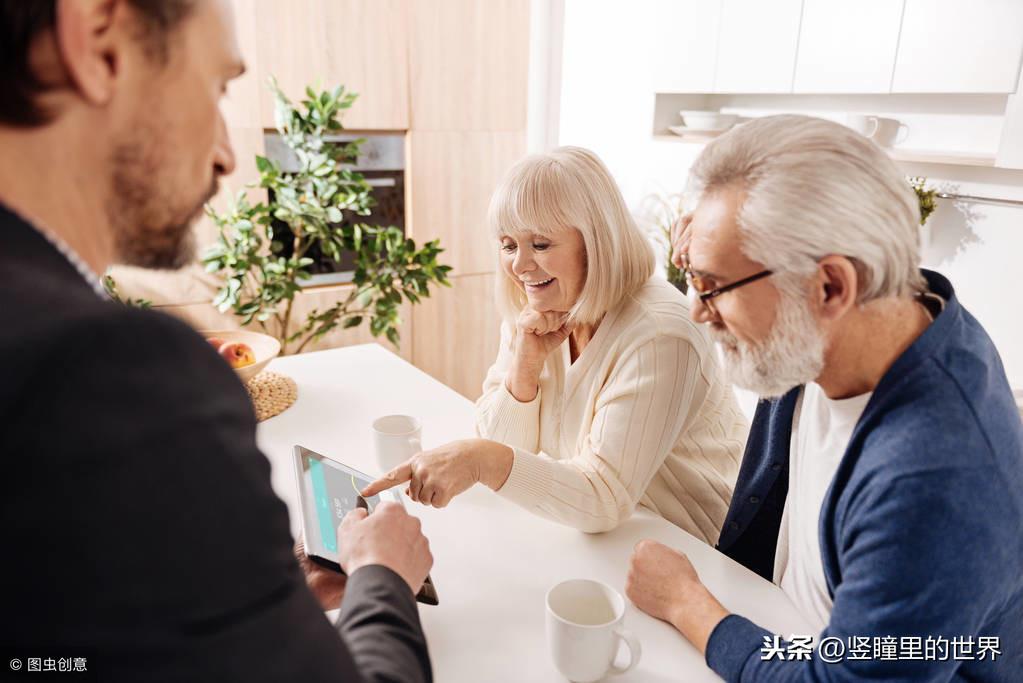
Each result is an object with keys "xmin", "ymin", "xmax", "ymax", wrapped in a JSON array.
[
  {"xmin": 342, "ymin": 316, "xmax": 363, "ymax": 329},
  {"xmin": 386, "ymin": 327, "xmax": 400, "ymax": 347},
  {"xmin": 356, "ymin": 287, "xmax": 375, "ymax": 308}
]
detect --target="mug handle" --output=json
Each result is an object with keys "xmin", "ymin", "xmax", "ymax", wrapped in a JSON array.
[
  {"xmin": 408, "ymin": 436, "xmax": 422, "ymax": 454},
  {"xmin": 609, "ymin": 627, "xmax": 642, "ymax": 675},
  {"xmin": 895, "ymin": 121, "xmax": 910, "ymax": 145},
  {"xmin": 865, "ymin": 116, "xmax": 880, "ymax": 138}
]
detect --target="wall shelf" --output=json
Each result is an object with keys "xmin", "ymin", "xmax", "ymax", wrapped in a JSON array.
[
  {"xmin": 653, "ymin": 135, "xmax": 998, "ymax": 168},
  {"xmin": 888, "ymin": 149, "xmax": 996, "ymax": 168},
  {"xmin": 651, "ymin": 92, "xmax": 1018, "ymax": 169}
]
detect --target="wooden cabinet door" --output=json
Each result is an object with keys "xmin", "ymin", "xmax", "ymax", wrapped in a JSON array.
[
  {"xmin": 892, "ymin": 0, "xmax": 1023, "ymax": 93},
  {"xmin": 412, "ymin": 273, "xmax": 501, "ymax": 399},
  {"xmin": 714, "ymin": 0, "xmax": 804, "ymax": 93},
  {"xmin": 408, "ymin": 0, "xmax": 530, "ymax": 130},
  {"xmin": 794, "ymin": 0, "xmax": 903, "ymax": 93},
  {"xmin": 408, "ymin": 130, "xmax": 525, "ymax": 277},
  {"xmin": 252, "ymin": 0, "xmax": 409, "ymax": 130}
]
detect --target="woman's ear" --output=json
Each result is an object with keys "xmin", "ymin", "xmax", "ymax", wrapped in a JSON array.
[{"xmin": 815, "ymin": 255, "xmax": 859, "ymax": 322}]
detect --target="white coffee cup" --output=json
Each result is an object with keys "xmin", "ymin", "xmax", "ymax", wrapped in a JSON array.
[
  {"xmin": 846, "ymin": 114, "xmax": 880, "ymax": 139},
  {"xmin": 372, "ymin": 415, "xmax": 422, "ymax": 472},
  {"xmin": 546, "ymin": 579, "xmax": 641, "ymax": 682}
]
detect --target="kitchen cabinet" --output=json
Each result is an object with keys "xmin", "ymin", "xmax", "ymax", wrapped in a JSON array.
[
  {"xmin": 253, "ymin": 0, "xmax": 410, "ymax": 129},
  {"xmin": 997, "ymin": 67, "xmax": 1023, "ymax": 169},
  {"xmin": 649, "ymin": 0, "xmax": 722, "ymax": 93},
  {"xmin": 412, "ymin": 272, "xmax": 501, "ymax": 399},
  {"xmin": 222, "ymin": 0, "xmax": 263, "ymax": 129},
  {"xmin": 892, "ymin": 0, "xmax": 1023, "ymax": 94},
  {"xmin": 409, "ymin": 0, "xmax": 530, "ymax": 130},
  {"xmin": 408, "ymin": 130, "xmax": 526, "ymax": 277},
  {"xmin": 714, "ymin": 0, "xmax": 803, "ymax": 93},
  {"xmin": 793, "ymin": 0, "xmax": 903, "ymax": 93}
]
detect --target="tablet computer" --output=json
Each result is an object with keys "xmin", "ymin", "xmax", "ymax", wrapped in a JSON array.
[{"xmin": 292, "ymin": 445, "xmax": 438, "ymax": 605}]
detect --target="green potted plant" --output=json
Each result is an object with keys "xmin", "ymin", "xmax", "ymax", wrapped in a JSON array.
[
  {"xmin": 908, "ymin": 176, "xmax": 938, "ymax": 225},
  {"xmin": 908, "ymin": 176, "xmax": 939, "ymax": 249},
  {"xmin": 203, "ymin": 79, "xmax": 451, "ymax": 355}
]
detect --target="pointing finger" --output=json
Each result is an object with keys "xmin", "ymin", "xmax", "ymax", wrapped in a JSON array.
[{"xmin": 361, "ymin": 462, "xmax": 414, "ymax": 497}]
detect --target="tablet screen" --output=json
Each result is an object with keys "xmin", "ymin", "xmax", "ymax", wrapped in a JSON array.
[{"xmin": 295, "ymin": 447, "xmax": 384, "ymax": 561}]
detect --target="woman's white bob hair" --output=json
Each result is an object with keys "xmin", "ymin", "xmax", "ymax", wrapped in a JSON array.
[{"xmin": 488, "ymin": 146, "xmax": 654, "ymax": 325}]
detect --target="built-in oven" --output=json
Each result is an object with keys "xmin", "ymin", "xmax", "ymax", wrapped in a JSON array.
[{"xmin": 262, "ymin": 132, "xmax": 405, "ymax": 287}]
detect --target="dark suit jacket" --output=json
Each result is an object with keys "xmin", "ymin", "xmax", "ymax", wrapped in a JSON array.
[{"xmin": 0, "ymin": 204, "xmax": 432, "ymax": 682}]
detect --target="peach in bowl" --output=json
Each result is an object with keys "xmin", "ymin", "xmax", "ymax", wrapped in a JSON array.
[{"xmin": 200, "ymin": 329, "xmax": 281, "ymax": 383}]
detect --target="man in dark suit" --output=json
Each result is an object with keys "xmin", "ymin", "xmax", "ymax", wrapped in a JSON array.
[{"xmin": 0, "ymin": 1, "xmax": 434, "ymax": 680}]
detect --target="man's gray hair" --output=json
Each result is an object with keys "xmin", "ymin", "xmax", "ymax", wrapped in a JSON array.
[{"xmin": 688, "ymin": 114, "xmax": 925, "ymax": 302}]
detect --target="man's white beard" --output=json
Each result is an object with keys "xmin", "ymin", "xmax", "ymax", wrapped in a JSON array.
[{"xmin": 710, "ymin": 288, "xmax": 825, "ymax": 399}]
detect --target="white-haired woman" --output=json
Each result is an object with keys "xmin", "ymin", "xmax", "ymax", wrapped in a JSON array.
[{"xmin": 363, "ymin": 146, "xmax": 747, "ymax": 542}]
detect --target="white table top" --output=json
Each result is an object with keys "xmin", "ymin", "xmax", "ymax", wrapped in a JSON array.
[{"xmin": 257, "ymin": 344, "xmax": 814, "ymax": 682}]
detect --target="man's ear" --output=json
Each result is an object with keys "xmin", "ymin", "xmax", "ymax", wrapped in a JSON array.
[
  {"xmin": 55, "ymin": 0, "xmax": 123, "ymax": 106},
  {"xmin": 815, "ymin": 255, "xmax": 859, "ymax": 322}
]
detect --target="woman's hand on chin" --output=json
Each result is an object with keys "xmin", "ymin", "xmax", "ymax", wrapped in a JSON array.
[
  {"xmin": 506, "ymin": 306, "xmax": 573, "ymax": 401},
  {"xmin": 515, "ymin": 306, "xmax": 572, "ymax": 366},
  {"xmin": 360, "ymin": 439, "xmax": 515, "ymax": 508}
]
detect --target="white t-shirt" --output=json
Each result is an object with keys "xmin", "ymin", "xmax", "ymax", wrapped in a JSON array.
[{"xmin": 773, "ymin": 382, "xmax": 873, "ymax": 632}]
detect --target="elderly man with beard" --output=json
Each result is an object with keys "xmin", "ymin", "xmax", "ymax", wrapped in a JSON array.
[{"xmin": 624, "ymin": 115, "xmax": 1023, "ymax": 682}]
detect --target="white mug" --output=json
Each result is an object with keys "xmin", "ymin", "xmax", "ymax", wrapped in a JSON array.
[
  {"xmin": 372, "ymin": 415, "xmax": 422, "ymax": 473},
  {"xmin": 546, "ymin": 579, "xmax": 641, "ymax": 682},
  {"xmin": 872, "ymin": 118, "xmax": 911, "ymax": 148},
  {"xmin": 846, "ymin": 114, "xmax": 880, "ymax": 139}
]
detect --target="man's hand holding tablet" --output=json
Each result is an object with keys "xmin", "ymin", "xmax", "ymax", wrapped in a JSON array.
[
  {"xmin": 295, "ymin": 540, "xmax": 349, "ymax": 610},
  {"xmin": 293, "ymin": 446, "xmax": 440, "ymax": 605},
  {"xmin": 295, "ymin": 501, "xmax": 432, "ymax": 609},
  {"xmin": 338, "ymin": 501, "xmax": 434, "ymax": 596}
]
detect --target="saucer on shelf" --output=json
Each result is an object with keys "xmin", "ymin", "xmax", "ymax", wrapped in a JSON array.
[{"xmin": 668, "ymin": 124, "xmax": 731, "ymax": 138}]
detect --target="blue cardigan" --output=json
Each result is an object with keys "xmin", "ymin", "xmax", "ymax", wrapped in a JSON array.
[{"xmin": 707, "ymin": 270, "xmax": 1023, "ymax": 681}]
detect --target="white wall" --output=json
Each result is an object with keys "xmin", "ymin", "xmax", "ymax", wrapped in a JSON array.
[{"xmin": 557, "ymin": 0, "xmax": 1023, "ymax": 397}]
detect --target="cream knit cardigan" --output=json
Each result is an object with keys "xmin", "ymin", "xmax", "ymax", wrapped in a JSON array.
[{"xmin": 475, "ymin": 277, "xmax": 748, "ymax": 543}]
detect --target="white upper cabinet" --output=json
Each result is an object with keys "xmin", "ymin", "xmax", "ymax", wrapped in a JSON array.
[
  {"xmin": 892, "ymin": 0, "xmax": 1023, "ymax": 93},
  {"xmin": 649, "ymin": 0, "xmax": 722, "ymax": 93},
  {"xmin": 793, "ymin": 0, "xmax": 904, "ymax": 93},
  {"xmin": 714, "ymin": 0, "xmax": 804, "ymax": 93},
  {"xmin": 997, "ymin": 67, "xmax": 1023, "ymax": 169}
]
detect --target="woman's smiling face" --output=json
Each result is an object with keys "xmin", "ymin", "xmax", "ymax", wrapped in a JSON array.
[{"xmin": 499, "ymin": 228, "xmax": 587, "ymax": 313}]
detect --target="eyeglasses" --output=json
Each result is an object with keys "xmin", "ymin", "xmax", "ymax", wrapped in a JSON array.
[{"xmin": 680, "ymin": 252, "xmax": 772, "ymax": 317}]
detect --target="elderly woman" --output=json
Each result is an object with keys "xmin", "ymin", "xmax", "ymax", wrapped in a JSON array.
[{"xmin": 364, "ymin": 146, "xmax": 747, "ymax": 542}]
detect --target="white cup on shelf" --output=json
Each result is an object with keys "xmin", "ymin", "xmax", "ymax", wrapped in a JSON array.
[
  {"xmin": 846, "ymin": 114, "xmax": 880, "ymax": 139},
  {"xmin": 372, "ymin": 414, "xmax": 422, "ymax": 473},
  {"xmin": 546, "ymin": 579, "xmax": 641, "ymax": 682}
]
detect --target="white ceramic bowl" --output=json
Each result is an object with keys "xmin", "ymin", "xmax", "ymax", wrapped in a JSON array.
[
  {"xmin": 678, "ymin": 110, "xmax": 738, "ymax": 131},
  {"xmin": 200, "ymin": 329, "xmax": 281, "ymax": 383}
]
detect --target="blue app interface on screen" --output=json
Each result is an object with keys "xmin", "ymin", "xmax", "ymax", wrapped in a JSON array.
[{"xmin": 307, "ymin": 456, "xmax": 382, "ymax": 553}]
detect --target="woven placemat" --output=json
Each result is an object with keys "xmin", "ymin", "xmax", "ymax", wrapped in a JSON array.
[{"xmin": 245, "ymin": 370, "xmax": 298, "ymax": 422}]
